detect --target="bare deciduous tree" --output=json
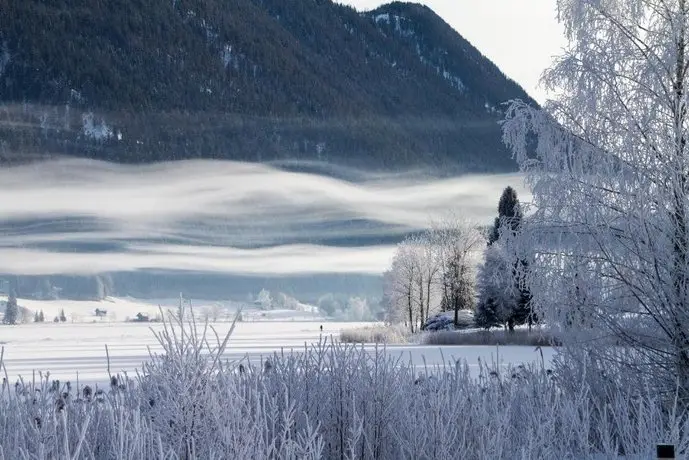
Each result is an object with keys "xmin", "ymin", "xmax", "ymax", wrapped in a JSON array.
[
  {"xmin": 385, "ymin": 218, "xmax": 483, "ymax": 332},
  {"xmin": 432, "ymin": 218, "xmax": 484, "ymax": 327},
  {"xmin": 384, "ymin": 241, "xmax": 420, "ymax": 332}
]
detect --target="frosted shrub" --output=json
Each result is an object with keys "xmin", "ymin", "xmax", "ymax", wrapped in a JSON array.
[
  {"xmin": 338, "ymin": 324, "xmax": 409, "ymax": 344},
  {"xmin": 421, "ymin": 328, "xmax": 559, "ymax": 346},
  {"xmin": 0, "ymin": 371, "xmax": 164, "ymax": 459},
  {"xmin": 0, "ymin": 313, "xmax": 687, "ymax": 459},
  {"xmin": 137, "ymin": 307, "xmax": 323, "ymax": 459}
]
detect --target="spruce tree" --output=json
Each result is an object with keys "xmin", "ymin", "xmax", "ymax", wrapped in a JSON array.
[
  {"xmin": 488, "ymin": 216, "xmax": 501, "ymax": 246},
  {"xmin": 476, "ymin": 242, "xmax": 515, "ymax": 329},
  {"xmin": 479, "ymin": 186, "xmax": 534, "ymax": 331},
  {"xmin": 4, "ymin": 291, "xmax": 19, "ymax": 325},
  {"xmin": 498, "ymin": 186, "xmax": 522, "ymax": 231},
  {"xmin": 511, "ymin": 259, "xmax": 535, "ymax": 330},
  {"xmin": 488, "ymin": 187, "xmax": 521, "ymax": 246},
  {"xmin": 475, "ymin": 298, "xmax": 501, "ymax": 330}
]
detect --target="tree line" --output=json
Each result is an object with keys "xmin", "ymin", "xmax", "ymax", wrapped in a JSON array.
[{"xmin": 2, "ymin": 289, "xmax": 68, "ymax": 325}]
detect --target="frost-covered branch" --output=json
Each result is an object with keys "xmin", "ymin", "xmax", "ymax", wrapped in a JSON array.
[{"xmin": 503, "ymin": 0, "xmax": 689, "ymax": 405}]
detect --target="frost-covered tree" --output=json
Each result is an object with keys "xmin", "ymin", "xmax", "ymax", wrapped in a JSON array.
[
  {"xmin": 382, "ymin": 272, "xmax": 403, "ymax": 325},
  {"xmin": 318, "ymin": 293, "xmax": 342, "ymax": 318},
  {"xmin": 384, "ymin": 241, "xmax": 421, "ymax": 332},
  {"xmin": 418, "ymin": 232, "xmax": 443, "ymax": 324},
  {"xmin": 256, "ymin": 289, "xmax": 272, "ymax": 310},
  {"xmin": 346, "ymin": 297, "xmax": 369, "ymax": 321},
  {"xmin": 385, "ymin": 234, "xmax": 440, "ymax": 331},
  {"xmin": 503, "ymin": 0, "xmax": 689, "ymax": 403},
  {"xmin": 385, "ymin": 219, "xmax": 483, "ymax": 331},
  {"xmin": 404, "ymin": 232, "xmax": 443, "ymax": 325},
  {"xmin": 474, "ymin": 297, "xmax": 500, "ymax": 330},
  {"xmin": 439, "ymin": 256, "xmax": 475, "ymax": 315},
  {"xmin": 432, "ymin": 218, "xmax": 484, "ymax": 327},
  {"xmin": 489, "ymin": 186, "xmax": 523, "ymax": 246},
  {"xmin": 3, "ymin": 291, "xmax": 18, "ymax": 325},
  {"xmin": 209, "ymin": 303, "xmax": 222, "ymax": 322},
  {"xmin": 481, "ymin": 187, "xmax": 533, "ymax": 330},
  {"xmin": 475, "ymin": 243, "xmax": 516, "ymax": 329}
]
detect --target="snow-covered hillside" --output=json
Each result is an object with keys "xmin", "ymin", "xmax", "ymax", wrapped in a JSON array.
[{"xmin": 0, "ymin": 295, "xmax": 326, "ymax": 324}]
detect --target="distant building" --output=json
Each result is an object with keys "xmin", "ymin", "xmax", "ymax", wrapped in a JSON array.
[{"xmin": 133, "ymin": 312, "xmax": 150, "ymax": 322}]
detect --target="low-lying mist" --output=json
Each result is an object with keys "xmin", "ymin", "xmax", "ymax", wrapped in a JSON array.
[{"xmin": 0, "ymin": 158, "xmax": 526, "ymax": 277}]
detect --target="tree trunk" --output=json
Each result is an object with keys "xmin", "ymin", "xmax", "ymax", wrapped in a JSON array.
[
  {"xmin": 418, "ymin": 278, "xmax": 425, "ymax": 330},
  {"xmin": 450, "ymin": 260, "xmax": 458, "ymax": 327},
  {"xmin": 407, "ymin": 289, "xmax": 414, "ymax": 334},
  {"xmin": 425, "ymin": 278, "xmax": 433, "ymax": 324}
]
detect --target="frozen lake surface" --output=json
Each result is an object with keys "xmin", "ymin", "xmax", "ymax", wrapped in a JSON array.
[{"xmin": 0, "ymin": 321, "xmax": 556, "ymax": 384}]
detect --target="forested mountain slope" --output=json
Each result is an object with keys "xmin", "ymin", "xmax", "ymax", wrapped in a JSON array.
[{"xmin": 0, "ymin": 0, "xmax": 536, "ymax": 173}]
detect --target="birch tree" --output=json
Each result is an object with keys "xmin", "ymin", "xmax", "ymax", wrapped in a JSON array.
[
  {"xmin": 410, "ymin": 231, "xmax": 443, "ymax": 325},
  {"xmin": 384, "ymin": 220, "xmax": 482, "ymax": 332},
  {"xmin": 503, "ymin": 0, "xmax": 689, "ymax": 403},
  {"xmin": 432, "ymin": 218, "xmax": 484, "ymax": 327},
  {"xmin": 384, "ymin": 241, "xmax": 420, "ymax": 332}
]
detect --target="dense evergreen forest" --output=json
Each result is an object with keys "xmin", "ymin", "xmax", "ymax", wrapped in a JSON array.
[{"xmin": 0, "ymin": 0, "xmax": 535, "ymax": 172}]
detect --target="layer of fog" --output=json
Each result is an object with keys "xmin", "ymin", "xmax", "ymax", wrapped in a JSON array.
[{"xmin": 0, "ymin": 158, "xmax": 527, "ymax": 276}]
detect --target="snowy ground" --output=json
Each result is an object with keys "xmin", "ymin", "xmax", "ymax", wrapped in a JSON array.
[
  {"xmin": 2, "ymin": 295, "xmax": 325, "ymax": 324},
  {"xmin": 0, "ymin": 318, "xmax": 555, "ymax": 386}
]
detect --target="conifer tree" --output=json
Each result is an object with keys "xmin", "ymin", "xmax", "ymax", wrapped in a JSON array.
[
  {"xmin": 4, "ymin": 291, "xmax": 19, "ymax": 325},
  {"xmin": 478, "ymin": 186, "xmax": 533, "ymax": 330}
]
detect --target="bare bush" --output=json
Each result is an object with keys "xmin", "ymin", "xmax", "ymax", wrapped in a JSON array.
[{"xmin": 338, "ymin": 325, "xmax": 409, "ymax": 344}]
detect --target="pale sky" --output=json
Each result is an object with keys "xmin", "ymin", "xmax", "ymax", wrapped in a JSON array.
[{"xmin": 339, "ymin": 0, "xmax": 565, "ymax": 103}]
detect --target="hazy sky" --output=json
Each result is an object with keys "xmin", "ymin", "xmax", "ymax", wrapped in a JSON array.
[{"xmin": 339, "ymin": 0, "xmax": 565, "ymax": 103}]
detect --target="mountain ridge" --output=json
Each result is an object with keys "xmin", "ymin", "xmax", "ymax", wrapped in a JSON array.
[{"xmin": 0, "ymin": 0, "xmax": 536, "ymax": 173}]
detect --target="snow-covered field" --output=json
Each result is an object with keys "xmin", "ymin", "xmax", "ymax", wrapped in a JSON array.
[
  {"xmin": 3, "ymin": 294, "xmax": 324, "ymax": 324},
  {"xmin": 0, "ymin": 316, "xmax": 555, "ymax": 384}
]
